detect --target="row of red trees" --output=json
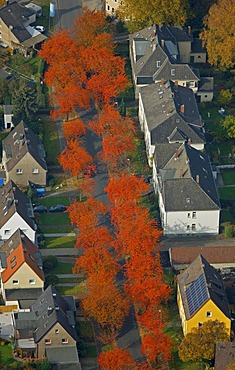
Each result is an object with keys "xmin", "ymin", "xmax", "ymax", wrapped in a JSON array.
[{"xmin": 40, "ymin": 8, "xmax": 171, "ymax": 369}]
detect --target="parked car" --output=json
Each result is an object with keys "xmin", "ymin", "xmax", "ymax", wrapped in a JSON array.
[
  {"xmin": 49, "ymin": 204, "xmax": 67, "ymax": 213},
  {"xmin": 33, "ymin": 205, "xmax": 47, "ymax": 213},
  {"xmin": 33, "ymin": 25, "xmax": 45, "ymax": 32}
]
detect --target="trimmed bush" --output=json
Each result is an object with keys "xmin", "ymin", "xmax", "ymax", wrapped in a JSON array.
[{"xmin": 224, "ymin": 224, "xmax": 234, "ymax": 238}]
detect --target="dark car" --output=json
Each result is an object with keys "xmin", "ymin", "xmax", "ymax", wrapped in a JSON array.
[
  {"xmin": 33, "ymin": 205, "xmax": 47, "ymax": 213},
  {"xmin": 49, "ymin": 204, "xmax": 67, "ymax": 213}
]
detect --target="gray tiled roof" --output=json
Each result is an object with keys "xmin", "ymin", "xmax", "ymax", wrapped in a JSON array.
[
  {"xmin": 198, "ymin": 77, "xmax": 214, "ymax": 92},
  {"xmin": 0, "ymin": 1, "xmax": 34, "ymax": 43},
  {"xmin": 153, "ymin": 60, "xmax": 199, "ymax": 82},
  {"xmin": 158, "ymin": 143, "xmax": 220, "ymax": 211},
  {"xmin": 177, "ymin": 255, "xmax": 230, "ymax": 320},
  {"xmin": 139, "ymin": 81, "xmax": 205, "ymax": 145},
  {"xmin": 191, "ymin": 38, "xmax": 206, "ymax": 54},
  {"xmin": 215, "ymin": 342, "xmax": 235, "ymax": 370},
  {"xmin": 31, "ymin": 285, "xmax": 77, "ymax": 343},
  {"xmin": 0, "ymin": 180, "xmax": 36, "ymax": 230},
  {"xmin": 3, "ymin": 120, "xmax": 47, "ymax": 172},
  {"xmin": 5, "ymin": 288, "xmax": 43, "ymax": 301}
]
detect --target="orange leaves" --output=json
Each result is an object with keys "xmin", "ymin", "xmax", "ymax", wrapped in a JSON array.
[
  {"xmin": 141, "ymin": 332, "xmax": 171, "ymax": 364},
  {"xmin": 67, "ymin": 197, "xmax": 106, "ymax": 233},
  {"xmin": 75, "ymin": 226, "xmax": 114, "ymax": 250},
  {"xmin": 62, "ymin": 118, "xmax": 87, "ymax": 142},
  {"xmin": 98, "ymin": 348, "xmax": 137, "ymax": 370},
  {"xmin": 59, "ymin": 140, "xmax": 93, "ymax": 177},
  {"xmin": 105, "ymin": 174, "xmax": 149, "ymax": 204}
]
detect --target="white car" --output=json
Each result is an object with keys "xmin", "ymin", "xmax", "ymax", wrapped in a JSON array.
[{"xmin": 33, "ymin": 25, "xmax": 45, "ymax": 33}]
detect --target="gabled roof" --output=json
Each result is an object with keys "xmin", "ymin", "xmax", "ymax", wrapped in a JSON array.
[
  {"xmin": 0, "ymin": 180, "xmax": 35, "ymax": 230},
  {"xmin": 177, "ymin": 255, "xmax": 230, "ymax": 320},
  {"xmin": 31, "ymin": 285, "xmax": 77, "ymax": 343},
  {"xmin": 158, "ymin": 143, "xmax": 220, "ymax": 211},
  {"xmin": 139, "ymin": 81, "xmax": 205, "ymax": 145},
  {"xmin": 170, "ymin": 245, "xmax": 235, "ymax": 267},
  {"xmin": 0, "ymin": 1, "xmax": 34, "ymax": 42},
  {"xmin": 0, "ymin": 229, "xmax": 44, "ymax": 283},
  {"xmin": 198, "ymin": 77, "xmax": 214, "ymax": 92},
  {"xmin": 191, "ymin": 38, "xmax": 206, "ymax": 54},
  {"xmin": 3, "ymin": 120, "xmax": 47, "ymax": 172},
  {"xmin": 153, "ymin": 60, "xmax": 200, "ymax": 82}
]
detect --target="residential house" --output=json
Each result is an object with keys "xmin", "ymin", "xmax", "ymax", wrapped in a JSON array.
[
  {"xmin": 13, "ymin": 285, "xmax": 80, "ymax": 368},
  {"xmin": 177, "ymin": 255, "xmax": 231, "ymax": 335},
  {"xmin": 105, "ymin": 0, "xmax": 121, "ymax": 16},
  {"xmin": 0, "ymin": 180, "xmax": 36, "ymax": 242},
  {"xmin": 0, "ymin": 1, "xmax": 47, "ymax": 55},
  {"xmin": 169, "ymin": 245, "xmax": 235, "ymax": 271},
  {"xmin": 3, "ymin": 105, "xmax": 14, "ymax": 130},
  {"xmin": 129, "ymin": 24, "xmax": 211, "ymax": 99},
  {"xmin": 153, "ymin": 143, "xmax": 220, "ymax": 235},
  {"xmin": 0, "ymin": 229, "xmax": 44, "ymax": 308},
  {"xmin": 2, "ymin": 120, "xmax": 47, "ymax": 187},
  {"xmin": 139, "ymin": 80, "xmax": 205, "ymax": 165},
  {"xmin": 214, "ymin": 342, "xmax": 235, "ymax": 370}
]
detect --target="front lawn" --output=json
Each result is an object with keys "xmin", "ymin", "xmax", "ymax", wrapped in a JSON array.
[
  {"xmin": 221, "ymin": 170, "xmax": 235, "ymax": 185},
  {"xmin": 45, "ymin": 236, "xmax": 76, "ymax": 249},
  {"xmin": 219, "ymin": 187, "xmax": 235, "ymax": 200},
  {"xmin": 38, "ymin": 212, "xmax": 70, "ymax": 225},
  {"xmin": 42, "ymin": 119, "xmax": 61, "ymax": 167},
  {"xmin": 38, "ymin": 195, "xmax": 70, "ymax": 207},
  {"xmin": 0, "ymin": 342, "xmax": 19, "ymax": 367},
  {"xmin": 50, "ymin": 261, "xmax": 74, "ymax": 274},
  {"xmin": 221, "ymin": 210, "xmax": 235, "ymax": 224},
  {"xmin": 39, "ymin": 224, "xmax": 73, "ymax": 233},
  {"xmin": 56, "ymin": 284, "xmax": 86, "ymax": 297}
]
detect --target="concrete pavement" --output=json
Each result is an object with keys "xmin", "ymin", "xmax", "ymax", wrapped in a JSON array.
[{"xmin": 40, "ymin": 248, "xmax": 80, "ymax": 256}]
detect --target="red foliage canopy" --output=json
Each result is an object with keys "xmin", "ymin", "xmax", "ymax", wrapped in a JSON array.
[
  {"xmin": 59, "ymin": 140, "xmax": 93, "ymax": 177},
  {"xmin": 63, "ymin": 118, "xmax": 87, "ymax": 142},
  {"xmin": 98, "ymin": 348, "xmax": 137, "ymax": 370}
]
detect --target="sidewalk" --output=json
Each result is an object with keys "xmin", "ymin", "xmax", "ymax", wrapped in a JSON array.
[{"xmin": 40, "ymin": 248, "xmax": 80, "ymax": 256}]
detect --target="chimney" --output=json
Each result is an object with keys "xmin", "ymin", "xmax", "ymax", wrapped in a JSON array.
[
  {"xmin": 161, "ymin": 39, "xmax": 165, "ymax": 47},
  {"xmin": 196, "ymin": 175, "xmax": 200, "ymax": 184},
  {"xmin": 160, "ymin": 79, "xmax": 164, "ymax": 86},
  {"xmin": 174, "ymin": 80, "xmax": 178, "ymax": 87},
  {"xmin": 188, "ymin": 138, "xmax": 191, "ymax": 145},
  {"xmin": 188, "ymin": 25, "xmax": 191, "ymax": 35},
  {"xmin": 180, "ymin": 104, "xmax": 185, "ymax": 114},
  {"xmin": 180, "ymin": 168, "xmax": 183, "ymax": 178},
  {"xmin": 167, "ymin": 108, "xmax": 172, "ymax": 115},
  {"xmin": 175, "ymin": 149, "xmax": 179, "ymax": 160}
]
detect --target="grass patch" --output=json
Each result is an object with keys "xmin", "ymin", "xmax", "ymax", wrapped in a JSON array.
[
  {"xmin": 38, "ymin": 212, "xmax": 70, "ymax": 225},
  {"xmin": 39, "ymin": 225, "xmax": 73, "ymax": 233},
  {"xmin": 42, "ymin": 119, "xmax": 61, "ymax": 167},
  {"xmin": 56, "ymin": 284, "xmax": 86, "ymax": 296},
  {"xmin": 50, "ymin": 262, "xmax": 74, "ymax": 275},
  {"xmin": 0, "ymin": 342, "xmax": 19, "ymax": 367},
  {"xmin": 221, "ymin": 170, "xmax": 235, "ymax": 185},
  {"xmin": 219, "ymin": 187, "xmax": 235, "ymax": 200},
  {"xmin": 45, "ymin": 236, "xmax": 76, "ymax": 249},
  {"xmin": 221, "ymin": 210, "xmax": 235, "ymax": 224},
  {"xmin": 38, "ymin": 195, "xmax": 70, "ymax": 207},
  {"xmin": 79, "ymin": 343, "xmax": 97, "ymax": 358}
]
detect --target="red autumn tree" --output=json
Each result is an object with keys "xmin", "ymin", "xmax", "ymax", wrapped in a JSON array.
[
  {"xmin": 67, "ymin": 197, "xmax": 106, "ymax": 233},
  {"xmin": 59, "ymin": 140, "xmax": 93, "ymax": 177},
  {"xmin": 98, "ymin": 348, "xmax": 137, "ymax": 370},
  {"xmin": 141, "ymin": 332, "xmax": 171, "ymax": 364},
  {"xmin": 63, "ymin": 118, "xmax": 87, "ymax": 142},
  {"xmin": 75, "ymin": 226, "xmax": 114, "ymax": 250}
]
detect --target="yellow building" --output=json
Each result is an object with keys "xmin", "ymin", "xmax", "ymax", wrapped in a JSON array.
[{"xmin": 177, "ymin": 255, "xmax": 231, "ymax": 336}]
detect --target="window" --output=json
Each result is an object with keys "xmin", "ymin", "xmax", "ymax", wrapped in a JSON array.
[
  {"xmin": 206, "ymin": 311, "xmax": 212, "ymax": 318},
  {"xmin": 107, "ymin": 5, "xmax": 110, "ymax": 10},
  {"xmin": 45, "ymin": 339, "xmax": 51, "ymax": 345},
  {"xmin": 55, "ymin": 329, "xmax": 59, "ymax": 334},
  {"xmin": 205, "ymin": 95, "xmax": 208, "ymax": 98},
  {"xmin": 187, "ymin": 225, "xmax": 190, "ymax": 231},
  {"xmin": 112, "ymin": 7, "xmax": 114, "ymax": 12},
  {"xmin": 13, "ymin": 280, "xmax": 19, "ymax": 285},
  {"xmin": 156, "ymin": 61, "xmax": 161, "ymax": 68},
  {"xmin": 198, "ymin": 55, "xmax": 201, "ymax": 59},
  {"xmin": 171, "ymin": 69, "xmax": 175, "ymax": 76},
  {"xmin": 192, "ymin": 224, "xmax": 196, "ymax": 231},
  {"xmin": 187, "ymin": 213, "xmax": 191, "ymax": 218},
  {"xmin": 29, "ymin": 279, "xmax": 35, "ymax": 284},
  {"xmin": 10, "ymin": 256, "xmax": 16, "ymax": 263},
  {"xmin": 192, "ymin": 211, "xmax": 196, "ymax": 219},
  {"xmin": 4, "ymin": 229, "xmax": 11, "ymax": 235},
  {"xmin": 32, "ymin": 168, "xmax": 39, "ymax": 174},
  {"xmin": 189, "ymin": 81, "xmax": 195, "ymax": 87},
  {"xmin": 198, "ymin": 322, "xmax": 203, "ymax": 328},
  {"xmin": 62, "ymin": 338, "xmax": 68, "ymax": 344},
  {"xmin": 16, "ymin": 168, "xmax": 23, "ymax": 174}
]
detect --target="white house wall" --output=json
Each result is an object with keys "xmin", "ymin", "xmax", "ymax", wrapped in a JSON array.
[
  {"xmin": 162, "ymin": 209, "xmax": 220, "ymax": 235},
  {"xmin": 0, "ymin": 213, "xmax": 36, "ymax": 242}
]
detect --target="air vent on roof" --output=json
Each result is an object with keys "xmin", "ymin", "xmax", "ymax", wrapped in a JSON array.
[
  {"xmin": 55, "ymin": 307, "xmax": 59, "ymax": 311},
  {"xmin": 53, "ymin": 293, "xmax": 56, "ymax": 297}
]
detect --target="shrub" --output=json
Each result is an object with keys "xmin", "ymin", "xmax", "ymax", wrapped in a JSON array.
[
  {"xmin": 224, "ymin": 224, "xmax": 234, "ymax": 238},
  {"xmin": 45, "ymin": 274, "xmax": 59, "ymax": 287}
]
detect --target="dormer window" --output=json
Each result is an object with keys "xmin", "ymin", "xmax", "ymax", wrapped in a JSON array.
[
  {"xmin": 16, "ymin": 169, "xmax": 23, "ymax": 174},
  {"xmin": 171, "ymin": 69, "xmax": 176, "ymax": 76},
  {"xmin": 156, "ymin": 61, "xmax": 161, "ymax": 68}
]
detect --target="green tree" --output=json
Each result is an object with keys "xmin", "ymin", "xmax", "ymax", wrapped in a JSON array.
[
  {"xmin": 218, "ymin": 90, "xmax": 233, "ymax": 107},
  {"xmin": 179, "ymin": 320, "xmax": 230, "ymax": 362},
  {"xmin": 200, "ymin": 0, "xmax": 235, "ymax": 68},
  {"xmin": 222, "ymin": 115, "xmax": 235, "ymax": 139},
  {"xmin": 187, "ymin": 0, "xmax": 216, "ymax": 30},
  {"xmin": 118, "ymin": 0, "xmax": 189, "ymax": 33},
  {"xmin": 43, "ymin": 256, "xmax": 58, "ymax": 274},
  {"xmin": 10, "ymin": 79, "xmax": 37, "ymax": 124}
]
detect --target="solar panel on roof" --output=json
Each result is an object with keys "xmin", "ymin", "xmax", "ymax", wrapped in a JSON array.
[{"xmin": 185, "ymin": 273, "xmax": 208, "ymax": 316}]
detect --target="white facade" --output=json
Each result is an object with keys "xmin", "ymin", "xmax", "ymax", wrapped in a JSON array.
[{"xmin": 0, "ymin": 213, "xmax": 36, "ymax": 243}]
